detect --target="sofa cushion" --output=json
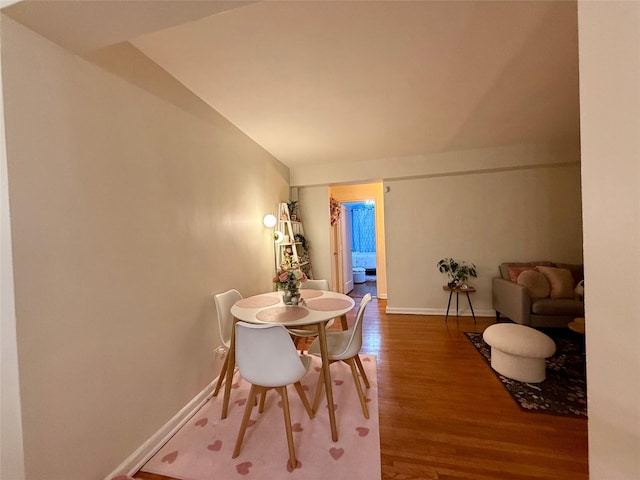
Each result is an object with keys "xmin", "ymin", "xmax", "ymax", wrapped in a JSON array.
[
  {"xmin": 517, "ymin": 270, "xmax": 550, "ymax": 299},
  {"xmin": 499, "ymin": 261, "xmax": 553, "ymax": 280},
  {"xmin": 507, "ymin": 266, "xmax": 538, "ymax": 282},
  {"xmin": 536, "ymin": 266, "xmax": 576, "ymax": 299},
  {"xmin": 554, "ymin": 262, "xmax": 584, "ymax": 286},
  {"xmin": 531, "ymin": 298, "xmax": 584, "ymax": 316}
]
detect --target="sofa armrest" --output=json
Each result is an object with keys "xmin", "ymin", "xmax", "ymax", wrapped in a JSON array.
[{"xmin": 492, "ymin": 277, "xmax": 532, "ymax": 325}]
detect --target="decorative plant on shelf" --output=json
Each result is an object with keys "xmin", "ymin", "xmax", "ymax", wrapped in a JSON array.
[
  {"xmin": 294, "ymin": 233, "xmax": 308, "ymax": 251},
  {"xmin": 437, "ymin": 258, "xmax": 477, "ymax": 288},
  {"xmin": 287, "ymin": 200, "xmax": 300, "ymax": 221}
]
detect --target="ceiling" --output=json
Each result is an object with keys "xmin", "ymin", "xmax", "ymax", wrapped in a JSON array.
[{"xmin": 2, "ymin": 1, "xmax": 580, "ymax": 168}]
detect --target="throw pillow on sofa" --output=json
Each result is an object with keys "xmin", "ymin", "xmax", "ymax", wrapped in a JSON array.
[
  {"xmin": 517, "ymin": 270, "xmax": 551, "ymax": 299},
  {"xmin": 507, "ymin": 265, "xmax": 538, "ymax": 283},
  {"xmin": 536, "ymin": 266, "xmax": 575, "ymax": 299}
]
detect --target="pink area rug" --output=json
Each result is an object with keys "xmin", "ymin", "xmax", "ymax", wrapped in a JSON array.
[{"xmin": 140, "ymin": 355, "xmax": 380, "ymax": 479}]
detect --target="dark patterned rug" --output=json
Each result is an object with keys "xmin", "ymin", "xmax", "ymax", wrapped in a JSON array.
[{"xmin": 465, "ymin": 330, "xmax": 587, "ymax": 418}]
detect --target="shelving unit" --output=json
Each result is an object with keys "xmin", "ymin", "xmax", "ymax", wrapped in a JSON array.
[{"xmin": 276, "ymin": 202, "xmax": 313, "ymax": 279}]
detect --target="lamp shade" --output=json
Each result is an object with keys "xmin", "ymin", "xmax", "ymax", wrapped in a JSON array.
[{"xmin": 263, "ymin": 214, "xmax": 277, "ymax": 228}]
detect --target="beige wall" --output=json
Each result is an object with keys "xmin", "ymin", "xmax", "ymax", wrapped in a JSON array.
[
  {"xmin": 2, "ymin": 17, "xmax": 288, "ymax": 480},
  {"xmin": 0, "ymin": 8, "xmax": 25, "ymax": 479},
  {"xmin": 295, "ymin": 141, "xmax": 581, "ymax": 314},
  {"xmin": 384, "ymin": 164, "xmax": 583, "ymax": 314},
  {"xmin": 579, "ymin": 2, "xmax": 640, "ymax": 479},
  {"xmin": 296, "ymin": 186, "xmax": 332, "ymax": 284},
  {"xmin": 290, "ymin": 140, "xmax": 579, "ymax": 187}
]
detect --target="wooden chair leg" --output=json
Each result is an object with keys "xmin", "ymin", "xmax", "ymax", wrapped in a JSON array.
[
  {"xmin": 212, "ymin": 355, "xmax": 229, "ymax": 397},
  {"xmin": 354, "ymin": 354, "xmax": 370, "ymax": 389},
  {"xmin": 346, "ymin": 357, "xmax": 369, "ymax": 419},
  {"xmin": 312, "ymin": 366, "xmax": 325, "ymax": 414},
  {"xmin": 278, "ymin": 386, "xmax": 298, "ymax": 470},
  {"xmin": 258, "ymin": 390, "xmax": 267, "ymax": 413},
  {"xmin": 233, "ymin": 385, "xmax": 259, "ymax": 458},
  {"xmin": 293, "ymin": 381, "xmax": 314, "ymax": 419}
]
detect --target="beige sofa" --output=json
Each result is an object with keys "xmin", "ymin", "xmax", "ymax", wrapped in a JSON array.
[{"xmin": 492, "ymin": 261, "xmax": 584, "ymax": 328}]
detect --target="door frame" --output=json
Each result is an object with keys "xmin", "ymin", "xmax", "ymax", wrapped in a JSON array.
[
  {"xmin": 340, "ymin": 204, "xmax": 354, "ymax": 294},
  {"xmin": 329, "ymin": 182, "xmax": 387, "ymax": 299}
]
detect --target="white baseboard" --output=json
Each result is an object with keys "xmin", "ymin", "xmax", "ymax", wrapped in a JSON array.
[
  {"xmin": 385, "ymin": 306, "xmax": 495, "ymax": 318},
  {"xmin": 104, "ymin": 377, "xmax": 220, "ymax": 480}
]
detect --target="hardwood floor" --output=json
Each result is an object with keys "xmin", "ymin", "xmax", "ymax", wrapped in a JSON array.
[
  {"xmin": 350, "ymin": 275, "xmax": 378, "ymax": 298},
  {"xmin": 135, "ymin": 298, "xmax": 588, "ymax": 480}
]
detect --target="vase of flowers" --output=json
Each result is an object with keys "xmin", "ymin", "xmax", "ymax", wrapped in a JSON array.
[{"xmin": 273, "ymin": 262, "xmax": 308, "ymax": 305}]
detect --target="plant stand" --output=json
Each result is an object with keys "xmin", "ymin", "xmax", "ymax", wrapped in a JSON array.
[{"xmin": 442, "ymin": 285, "xmax": 476, "ymax": 324}]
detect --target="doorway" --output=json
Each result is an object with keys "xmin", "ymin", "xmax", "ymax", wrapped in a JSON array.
[
  {"xmin": 343, "ymin": 201, "xmax": 377, "ymax": 298},
  {"xmin": 329, "ymin": 181, "xmax": 387, "ymax": 299}
]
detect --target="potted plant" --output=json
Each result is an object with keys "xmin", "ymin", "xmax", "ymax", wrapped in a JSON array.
[
  {"xmin": 294, "ymin": 233, "xmax": 308, "ymax": 251},
  {"xmin": 437, "ymin": 258, "xmax": 477, "ymax": 288},
  {"xmin": 287, "ymin": 200, "xmax": 299, "ymax": 221}
]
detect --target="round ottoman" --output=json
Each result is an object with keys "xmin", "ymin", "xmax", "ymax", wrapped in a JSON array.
[
  {"xmin": 482, "ymin": 323, "xmax": 556, "ymax": 383},
  {"xmin": 353, "ymin": 267, "xmax": 366, "ymax": 284}
]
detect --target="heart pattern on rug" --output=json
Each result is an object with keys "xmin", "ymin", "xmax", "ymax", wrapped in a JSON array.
[
  {"xmin": 329, "ymin": 447, "xmax": 344, "ymax": 460},
  {"xmin": 207, "ymin": 440, "xmax": 222, "ymax": 451},
  {"xmin": 236, "ymin": 461, "xmax": 252, "ymax": 475},
  {"xmin": 141, "ymin": 355, "xmax": 380, "ymax": 479},
  {"xmin": 161, "ymin": 451, "xmax": 177, "ymax": 464}
]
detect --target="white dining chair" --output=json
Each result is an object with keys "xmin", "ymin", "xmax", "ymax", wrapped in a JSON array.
[
  {"xmin": 212, "ymin": 289, "xmax": 242, "ymax": 397},
  {"xmin": 232, "ymin": 322, "xmax": 314, "ymax": 470},
  {"xmin": 287, "ymin": 279, "xmax": 336, "ymax": 351},
  {"xmin": 301, "ymin": 279, "xmax": 331, "ymax": 291},
  {"xmin": 308, "ymin": 293, "xmax": 373, "ymax": 419}
]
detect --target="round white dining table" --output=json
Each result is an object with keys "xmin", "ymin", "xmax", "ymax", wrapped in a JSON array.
[{"xmin": 224, "ymin": 289, "xmax": 355, "ymax": 442}]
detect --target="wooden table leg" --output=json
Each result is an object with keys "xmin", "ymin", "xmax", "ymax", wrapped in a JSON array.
[
  {"xmin": 317, "ymin": 321, "xmax": 338, "ymax": 442},
  {"xmin": 221, "ymin": 318, "xmax": 237, "ymax": 419}
]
